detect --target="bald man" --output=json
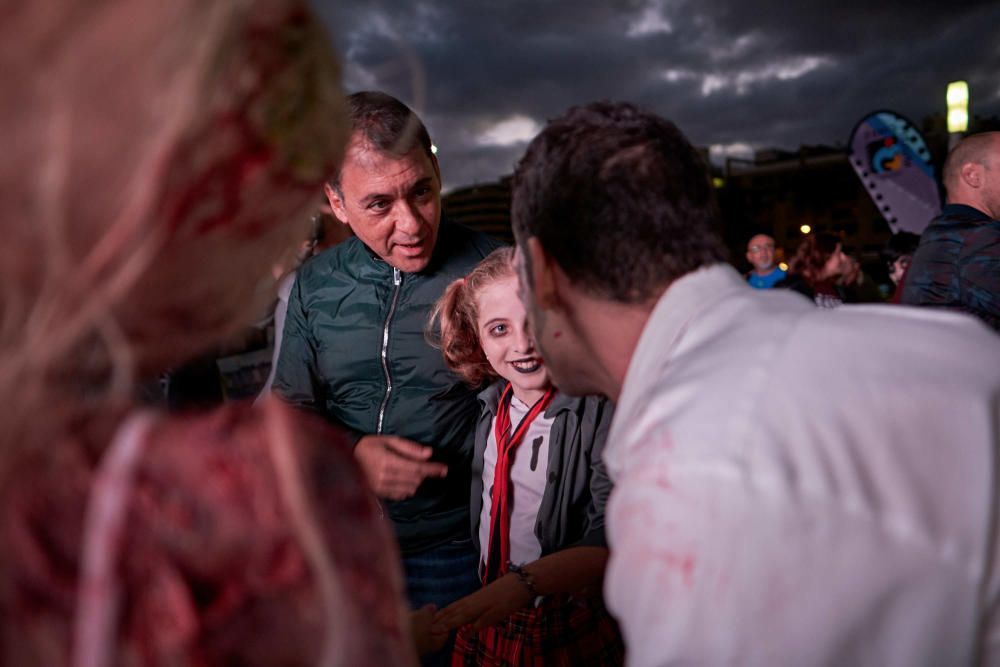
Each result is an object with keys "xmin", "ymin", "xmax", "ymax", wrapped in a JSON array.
[
  {"xmin": 901, "ymin": 132, "xmax": 1000, "ymax": 331},
  {"xmin": 745, "ymin": 233, "xmax": 786, "ymax": 289}
]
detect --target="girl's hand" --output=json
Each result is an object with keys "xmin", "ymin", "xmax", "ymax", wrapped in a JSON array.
[{"xmin": 431, "ymin": 573, "xmax": 534, "ymax": 633}]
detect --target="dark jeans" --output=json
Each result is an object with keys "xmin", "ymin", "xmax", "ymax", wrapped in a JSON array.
[{"xmin": 403, "ymin": 538, "xmax": 480, "ymax": 667}]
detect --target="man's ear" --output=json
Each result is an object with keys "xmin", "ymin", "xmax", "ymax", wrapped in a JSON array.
[
  {"xmin": 960, "ymin": 162, "xmax": 983, "ymax": 189},
  {"xmin": 324, "ymin": 183, "xmax": 351, "ymax": 226},
  {"xmin": 525, "ymin": 236, "xmax": 562, "ymax": 310}
]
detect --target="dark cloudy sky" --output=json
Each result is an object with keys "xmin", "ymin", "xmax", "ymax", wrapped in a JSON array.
[{"xmin": 314, "ymin": 1, "xmax": 1000, "ymax": 191}]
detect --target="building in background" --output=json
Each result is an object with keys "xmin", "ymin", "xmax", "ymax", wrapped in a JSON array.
[
  {"xmin": 716, "ymin": 145, "xmax": 890, "ymax": 262},
  {"xmin": 442, "ymin": 177, "xmax": 514, "ymax": 243},
  {"xmin": 441, "ymin": 112, "xmax": 1000, "ymax": 291}
]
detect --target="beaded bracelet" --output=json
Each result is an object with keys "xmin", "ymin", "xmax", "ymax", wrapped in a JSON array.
[{"xmin": 507, "ymin": 562, "xmax": 539, "ymax": 596}]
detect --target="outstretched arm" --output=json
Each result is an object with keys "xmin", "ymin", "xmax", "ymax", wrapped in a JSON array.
[{"xmin": 431, "ymin": 546, "xmax": 608, "ymax": 633}]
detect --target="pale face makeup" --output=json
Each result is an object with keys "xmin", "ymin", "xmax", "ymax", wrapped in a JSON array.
[{"xmin": 477, "ymin": 274, "xmax": 550, "ymax": 404}]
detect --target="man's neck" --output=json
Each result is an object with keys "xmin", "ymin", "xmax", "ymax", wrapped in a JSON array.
[
  {"xmin": 566, "ymin": 294, "xmax": 659, "ymax": 403},
  {"xmin": 946, "ymin": 195, "xmax": 997, "ymax": 220},
  {"xmin": 753, "ymin": 265, "xmax": 777, "ymax": 276}
]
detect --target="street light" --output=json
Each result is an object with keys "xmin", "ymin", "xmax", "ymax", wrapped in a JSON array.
[{"xmin": 947, "ymin": 81, "xmax": 969, "ymax": 149}]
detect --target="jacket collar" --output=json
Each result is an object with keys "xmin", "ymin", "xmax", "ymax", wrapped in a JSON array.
[
  {"xmin": 940, "ymin": 203, "xmax": 994, "ymax": 223},
  {"xmin": 477, "ymin": 380, "xmax": 581, "ymax": 418}
]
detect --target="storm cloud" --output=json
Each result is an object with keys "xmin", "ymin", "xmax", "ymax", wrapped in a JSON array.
[{"xmin": 314, "ymin": 0, "xmax": 1000, "ymax": 190}]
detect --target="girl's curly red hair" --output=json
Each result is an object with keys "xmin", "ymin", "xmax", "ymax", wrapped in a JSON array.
[{"xmin": 428, "ymin": 247, "xmax": 514, "ymax": 387}]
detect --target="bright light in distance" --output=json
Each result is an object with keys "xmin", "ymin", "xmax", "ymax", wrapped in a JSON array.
[
  {"xmin": 800, "ymin": 224, "xmax": 812, "ymax": 234},
  {"xmin": 712, "ymin": 177, "xmax": 725, "ymax": 188},
  {"xmin": 947, "ymin": 81, "xmax": 969, "ymax": 133},
  {"xmin": 946, "ymin": 81, "xmax": 969, "ymax": 106},
  {"xmin": 948, "ymin": 109, "xmax": 969, "ymax": 133},
  {"xmin": 779, "ymin": 262, "xmax": 789, "ymax": 271},
  {"xmin": 431, "ymin": 144, "xmax": 438, "ymax": 154}
]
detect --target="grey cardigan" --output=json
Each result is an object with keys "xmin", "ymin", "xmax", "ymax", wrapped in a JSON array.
[{"xmin": 470, "ymin": 382, "xmax": 615, "ymax": 559}]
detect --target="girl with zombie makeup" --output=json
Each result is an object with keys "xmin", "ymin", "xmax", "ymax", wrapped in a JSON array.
[{"xmin": 425, "ymin": 247, "xmax": 624, "ymax": 666}]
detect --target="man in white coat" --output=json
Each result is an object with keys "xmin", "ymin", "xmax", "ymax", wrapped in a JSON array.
[{"xmin": 510, "ymin": 101, "xmax": 1000, "ymax": 666}]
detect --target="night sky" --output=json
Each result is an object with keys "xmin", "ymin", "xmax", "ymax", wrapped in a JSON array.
[{"xmin": 315, "ymin": 1, "xmax": 1000, "ymax": 191}]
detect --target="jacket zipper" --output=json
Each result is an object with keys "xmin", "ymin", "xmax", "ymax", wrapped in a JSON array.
[{"xmin": 376, "ymin": 267, "xmax": 402, "ymax": 434}]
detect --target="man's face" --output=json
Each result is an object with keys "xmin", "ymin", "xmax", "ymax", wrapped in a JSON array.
[
  {"xmin": 512, "ymin": 245, "xmax": 544, "ymax": 344},
  {"xmin": 513, "ymin": 243, "xmax": 594, "ymax": 397},
  {"xmin": 746, "ymin": 234, "xmax": 776, "ymax": 273},
  {"xmin": 326, "ymin": 135, "xmax": 441, "ymax": 273}
]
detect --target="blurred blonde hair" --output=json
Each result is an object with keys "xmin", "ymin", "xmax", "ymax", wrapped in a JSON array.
[
  {"xmin": 0, "ymin": 5, "xmax": 429, "ymax": 666},
  {"xmin": 0, "ymin": 0, "xmax": 346, "ymax": 474}
]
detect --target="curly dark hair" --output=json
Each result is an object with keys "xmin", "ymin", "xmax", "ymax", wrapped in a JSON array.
[{"xmin": 511, "ymin": 101, "xmax": 727, "ymax": 303}]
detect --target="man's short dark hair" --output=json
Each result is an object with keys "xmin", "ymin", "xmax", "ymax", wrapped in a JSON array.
[
  {"xmin": 331, "ymin": 91, "xmax": 433, "ymax": 191},
  {"xmin": 511, "ymin": 101, "xmax": 727, "ymax": 303}
]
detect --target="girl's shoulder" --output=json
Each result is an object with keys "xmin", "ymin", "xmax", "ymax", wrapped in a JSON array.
[{"xmin": 547, "ymin": 392, "xmax": 613, "ymax": 420}]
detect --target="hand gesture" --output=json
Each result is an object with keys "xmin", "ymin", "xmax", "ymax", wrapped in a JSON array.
[
  {"xmin": 354, "ymin": 434, "xmax": 448, "ymax": 500},
  {"xmin": 431, "ymin": 573, "xmax": 533, "ymax": 634}
]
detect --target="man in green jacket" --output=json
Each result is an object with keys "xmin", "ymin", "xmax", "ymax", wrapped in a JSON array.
[{"xmin": 272, "ymin": 91, "xmax": 499, "ymax": 655}]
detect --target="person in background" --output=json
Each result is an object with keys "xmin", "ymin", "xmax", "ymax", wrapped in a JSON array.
[
  {"xmin": 509, "ymin": 100, "xmax": 1000, "ymax": 666},
  {"xmin": 880, "ymin": 231, "xmax": 920, "ymax": 303},
  {"xmin": 901, "ymin": 132, "xmax": 1000, "ymax": 331},
  {"xmin": 271, "ymin": 91, "xmax": 500, "ymax": 665},
  {"xmin": 255, "ymin": 211, "xmax": 347, "ymax": 403},
  {"xmin": 0, "ymin": 1, "xmax": 416, "ymax": 665},
  {"xmin": 836, "ymin": 254, "xmax": 883, "ymax": 304},
  {"xmin": 779, "ymin": 232, "xmax": 850, "ymax": 307},
  {"xmin": 745, "ymin": 233, "xmax": 786, "ymax": 289},
  {"xmin": 427, "ymin": 248, "xmax": 623, "ymax": 665}
]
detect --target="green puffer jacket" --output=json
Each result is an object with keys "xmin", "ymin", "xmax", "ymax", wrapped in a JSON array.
[{"xmin": 273, "ymin": 220, "xmax": 502, "ymax": 555}]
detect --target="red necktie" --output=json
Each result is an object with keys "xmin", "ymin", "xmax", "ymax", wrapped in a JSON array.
[{"xmin": 483, "ymin": 383, "xmax": 555, "ymax": 584}]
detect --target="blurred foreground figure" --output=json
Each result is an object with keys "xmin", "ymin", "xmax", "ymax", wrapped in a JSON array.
[
  {"xmin": 0, "ymin": 1, "xmax": 415, "ymax": 665},
  {"xmin": 511, "ymin": 101, "xmax": 1000, "ymax": 666}
]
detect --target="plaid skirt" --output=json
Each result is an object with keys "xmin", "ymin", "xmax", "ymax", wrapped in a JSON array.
[{"xmin": 450, "ymin": 592, "xmax": 624, "ymax": 666}]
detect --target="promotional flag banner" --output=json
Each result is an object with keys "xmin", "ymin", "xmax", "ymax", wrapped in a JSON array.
[{"xmin": 848, "ymin": 111, "xmax": 941, "ymax": 234}]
